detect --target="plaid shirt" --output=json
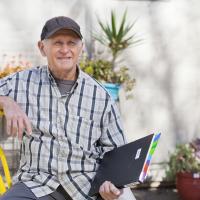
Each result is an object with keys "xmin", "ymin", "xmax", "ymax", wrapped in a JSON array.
[{"xmin": 0, "ymin": 66, "xmax": 126, "ymax": 200}]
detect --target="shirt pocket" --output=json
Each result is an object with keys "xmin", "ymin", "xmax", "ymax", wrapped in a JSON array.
[{"xmin": 66, "ymin": 115, "xmax": 101, "ymax": 151}]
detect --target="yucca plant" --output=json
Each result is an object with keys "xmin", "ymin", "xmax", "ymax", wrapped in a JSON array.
[
  {"xmin": 95, "ymin": 10, "xmax": 141, "ymax": 65},
  {"xmin": 82, "ymin": 10, "xmax": 140, "ymax": 100}
]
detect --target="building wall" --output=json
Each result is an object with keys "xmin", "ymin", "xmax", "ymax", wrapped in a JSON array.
[
  {"xmin": 0, "ymin": 0, "xmax": 200, "ymax": 168},
  {"xmin": 90, "ymin": 0, "xmax": 200, "ymax": 164}
]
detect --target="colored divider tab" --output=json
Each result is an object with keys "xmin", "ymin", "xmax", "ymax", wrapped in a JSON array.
[{"xmin": 139, "ymin": 133, "xmax": 161, "ymax": 182}]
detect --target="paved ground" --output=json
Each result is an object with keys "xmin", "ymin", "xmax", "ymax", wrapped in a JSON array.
[{"xmin": 132, "ymin": 188, "xmax": 180, "ymax": 200}]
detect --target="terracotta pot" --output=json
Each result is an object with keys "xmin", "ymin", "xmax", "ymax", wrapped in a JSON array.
[{"xmin": 176, "ymin": 172, "xmax": 200, "ymax": 200}]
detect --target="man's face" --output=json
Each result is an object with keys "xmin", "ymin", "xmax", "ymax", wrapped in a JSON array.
[{"xmin": 38, "ymin": 29, "xmax": 83, "ymax": 80}]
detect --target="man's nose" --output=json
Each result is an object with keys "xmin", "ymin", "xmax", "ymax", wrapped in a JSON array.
[{"xmin": 60, "ymin": 44, "xmax": 70, "ymax": 53}]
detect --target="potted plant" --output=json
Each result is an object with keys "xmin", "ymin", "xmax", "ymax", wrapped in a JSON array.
[
  {"xmin": 81, "ymin": 10, "xmax": 140, "ymax": 100},
  {"xmin": 165, "ymin": 139, "xmax": 200, "ymax": 200},
  {"xmin": 79, "ymin": 57, "xmax": 135, "ymax": 100}
]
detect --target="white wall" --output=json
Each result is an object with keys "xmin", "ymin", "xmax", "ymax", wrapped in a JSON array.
[
  {"xmin": 0, "ymin": 0, "xmax": 200, "ymax": 166},
  {"xmin": 0, "ymin": 0, "xmax": 87, "ymax": 66},
  {"xmin": 89, "ymin": 0, "xmax": 200, "ymax": 164}
]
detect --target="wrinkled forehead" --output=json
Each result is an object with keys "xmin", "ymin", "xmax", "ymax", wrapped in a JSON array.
[{"xmin": 48, "ymin": 29, "xmax": 81, "ymax": 40}]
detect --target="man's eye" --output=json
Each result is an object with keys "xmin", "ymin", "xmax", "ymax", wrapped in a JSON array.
[
  {"xmin": 68, "ymin": 41, "xmax": 76, "ymax": 46},
  {"xmin": 54, "ymin": 41, "xmax": 62, "ymax": 45}
]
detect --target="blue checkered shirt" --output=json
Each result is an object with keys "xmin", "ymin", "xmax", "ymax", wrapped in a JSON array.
[{"xmin": 0, "ymin": 66, "xmax": 126, "ymax": 199}]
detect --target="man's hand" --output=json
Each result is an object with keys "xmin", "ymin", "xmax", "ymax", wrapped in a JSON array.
[
  {"xmin": 99, "ymin": 181, "xmax": 123, "ymax": 200},
  {"xmin": 0, "ymin": 96, "xmax": 32, "ymax": 140}
]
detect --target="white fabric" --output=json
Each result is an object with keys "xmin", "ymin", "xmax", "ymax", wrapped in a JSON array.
[{"xmin": 119, "ymin": 188, "xmax": 136, "ymax": 200}]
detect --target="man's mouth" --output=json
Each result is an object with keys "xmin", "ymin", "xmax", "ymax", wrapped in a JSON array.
[{"xmin": 58, "ymin": 57, "xmax": 72, "ymax": 60}]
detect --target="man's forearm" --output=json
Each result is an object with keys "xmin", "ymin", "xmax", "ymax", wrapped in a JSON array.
[{"xmin": 0, "ymin": 96, "xmax": 11, "ymax": 109}]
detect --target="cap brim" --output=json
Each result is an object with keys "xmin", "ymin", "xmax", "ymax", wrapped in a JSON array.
[{"xmin": 44, "ymin": 27, "xmax": 83, "ymax": 40}]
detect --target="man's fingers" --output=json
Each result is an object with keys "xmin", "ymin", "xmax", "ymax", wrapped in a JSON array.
[
  {"xmin": 99, "ymin": 181, "xmax": 120, "ymax": 200},
  {"xmin": 99, "ymin": 181, "xmax": 106, "ymax": 193},
  {"xmin": 104, "ymin": 181, "xmax": 111, "ymax": 194},
  {"xmin": 23, "ymin": 116, "xmax": 32, "ymax": 135},
  {"xmin": 17, "ymin": 117, "xmax": 24, "ymax": 140},
  {"xmin": 2, "ymin": 97, "xmax": 32, "ymax": 138},
  {"xmin": 5, "ymin": 114, "xmax": 32, "ymax": 139},
  {"xmin": 6, "ymin": 119, "xmax": 11, "ymax": 135},
  {"xmin": 11, "ymin": 118, "xmax": 18, "ymax": 136},
  {"xmin": 99, "ymin": 181, "xmax": 108, "ymax": 199},
  {"xmin": 109, "ymin": 183, "xmax": 120, "ymax": 196}
]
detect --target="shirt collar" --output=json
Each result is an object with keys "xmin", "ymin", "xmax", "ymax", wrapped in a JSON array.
[{"xmin": 45, "ymin": 65, "xmax": 84, "ymax": 94}]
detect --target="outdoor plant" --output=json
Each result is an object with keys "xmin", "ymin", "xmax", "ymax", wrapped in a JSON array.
[
  {"xmin": 80, "ymin": 10, "xmax": 141, "ymax": 99},
  {"xmin": 0, "ymin": 66, "xmax": 28, "ymax": 79},
  {"xmin": 165, "ymin": 138, "xmax": 200, "ymax": 182},
  {"xmin": 79, "ymin": 57, "xmax": 135, "ymax": 92},
  {"xmin": 94, "ymin": 9, "xmax": 141, "ymax": 65}
]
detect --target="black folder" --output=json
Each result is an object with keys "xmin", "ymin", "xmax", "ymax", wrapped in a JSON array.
[{"xmin": 89, "ymin": 133, "xmax": 161, "ymax": 196}]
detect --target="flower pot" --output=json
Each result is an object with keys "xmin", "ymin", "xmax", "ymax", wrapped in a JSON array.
[
  {"xmin": 103, "ymin": 83, "xmax": 120, "ymax": 101},
  {"xmin": 176, "ymin": 172, "xmax": 200, "ymax": 200}
]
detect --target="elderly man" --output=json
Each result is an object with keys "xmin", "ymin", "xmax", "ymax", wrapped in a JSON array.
[{"xmin": 0, "ymin": 16, "xmax": 136, "ymax": 200}]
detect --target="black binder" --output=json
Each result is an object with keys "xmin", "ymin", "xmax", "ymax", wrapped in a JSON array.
[{"xmin": 89, "ymin": 133, "xmax": 161, "ymax": 196}]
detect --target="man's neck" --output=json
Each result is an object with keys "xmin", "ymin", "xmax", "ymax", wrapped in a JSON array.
[{"xmin": 48, "ymin": 66, "xmax": 78, "ymax": 81}]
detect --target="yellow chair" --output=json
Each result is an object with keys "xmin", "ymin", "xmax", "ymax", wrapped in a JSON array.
[{"xmin": 0, "ymin": 147, "xmax": 12, "ymax": 195}]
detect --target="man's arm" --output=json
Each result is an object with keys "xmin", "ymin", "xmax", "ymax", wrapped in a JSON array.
[
  {"xmin": 98, "ymin": 100, "xmax": 126, "ymax": 199},
  {"xmin": 0, "ymin": 96, "xmax": 32, "ymax": 140}
]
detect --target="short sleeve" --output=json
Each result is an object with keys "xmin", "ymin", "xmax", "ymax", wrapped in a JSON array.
[
  {"xmin": 0, "ymin": 75, "xmax": 14, "ymax": 141},
  {"xmin": 0, "ymin": 75, "xmax": 14, "ymax": 96}
]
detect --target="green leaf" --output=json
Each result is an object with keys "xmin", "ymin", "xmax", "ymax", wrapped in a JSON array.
[
  {"xmin": 117, "ymin": 10, "xmax": 127, "ymax": 42},
  {"xmin": 111, "ymin": 11, "xmax": 117, "ymax": 39},
  {"xmin": 94, "ymin": 9, "xmax": 141, "ymax": 65}
]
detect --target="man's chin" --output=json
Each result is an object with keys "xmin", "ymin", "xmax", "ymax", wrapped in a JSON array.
[{"xmin": 57, "ymin": 63, "xmax": 73, "ymax": 69}]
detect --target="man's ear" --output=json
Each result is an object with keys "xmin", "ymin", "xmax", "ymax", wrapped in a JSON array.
[{"xmin": 38, "ymin": 41, "xmax": 46, "ymax": 57}]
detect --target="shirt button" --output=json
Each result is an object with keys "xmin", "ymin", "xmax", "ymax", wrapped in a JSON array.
[{"xmin": 60, "ymin": 151, "xmax": 66, "ymax": 157}]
